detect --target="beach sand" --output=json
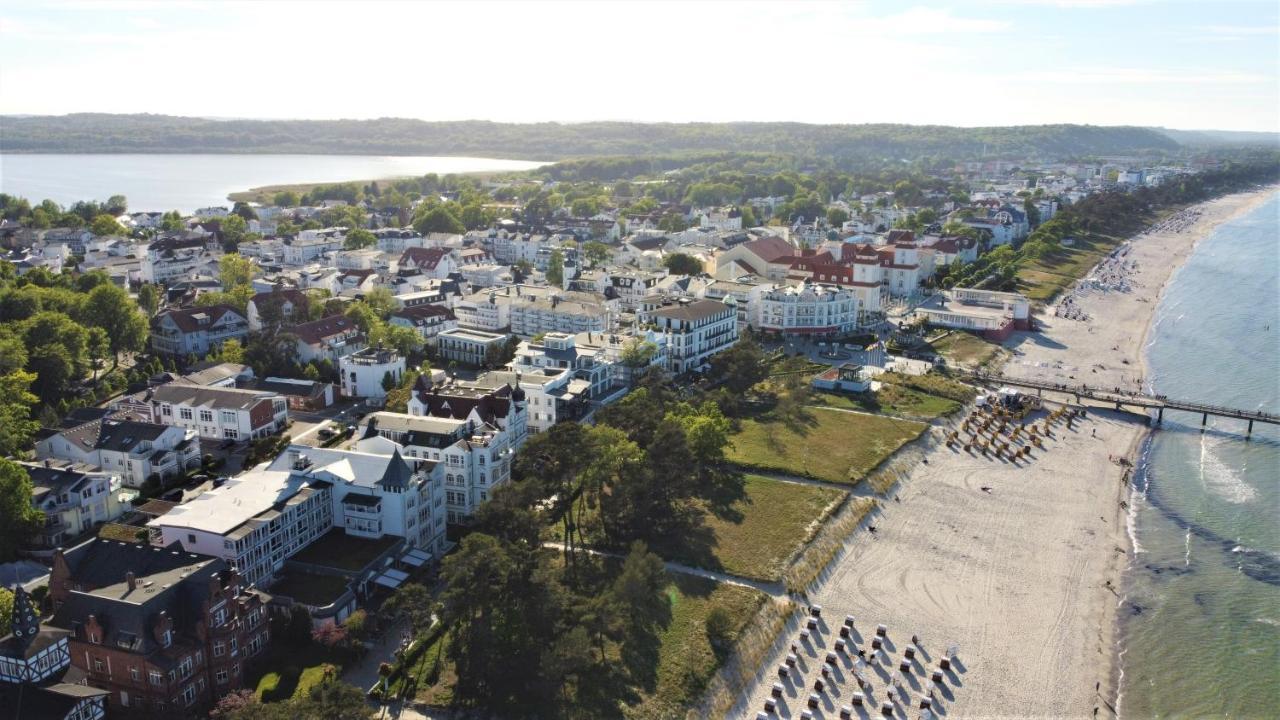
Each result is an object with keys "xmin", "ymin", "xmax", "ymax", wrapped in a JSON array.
[{"xmin": 729, "ymin": 187, "xmax": 1277, "ymax": 720}]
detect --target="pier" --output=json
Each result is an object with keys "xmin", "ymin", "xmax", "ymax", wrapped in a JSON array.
[{"xmin": 963, "ymin": 372, "xmax": 1279, "ymax": 436}]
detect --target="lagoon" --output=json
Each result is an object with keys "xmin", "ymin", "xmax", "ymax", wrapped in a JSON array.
[{"xmin": 0, "ymin": 153, "xmax": 549, "ymax": 214}]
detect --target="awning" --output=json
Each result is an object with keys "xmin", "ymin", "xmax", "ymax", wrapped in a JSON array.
[
  {"xmin": 372, "ymin": 568, "xmax": 410, "ymax": 589},
  {"xmin": 400, "ymin": 549, "xmax": 432, "ymax": 567}
]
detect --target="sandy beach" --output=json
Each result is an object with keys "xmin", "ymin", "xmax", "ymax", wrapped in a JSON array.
[{"xmin": 730, "ymin": 186, "xmax": 1278, "ymax": 720}]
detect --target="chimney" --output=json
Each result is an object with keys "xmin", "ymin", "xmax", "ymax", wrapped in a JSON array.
[{"xmin": 126, "ymin": 571, "xmax": 136, "ymax": 591}]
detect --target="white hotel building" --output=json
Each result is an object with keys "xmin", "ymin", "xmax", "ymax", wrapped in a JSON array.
[
  {"xmin": 753, "ymin": 281, "xmax": 862, "ymax": 338},
  {"xmin": 150, "ymin": 446, "xmax": 446, "ymax": 588},
  {"xmin": 641, "ymin": 298, "xmax": 739, "ymax": 374}
]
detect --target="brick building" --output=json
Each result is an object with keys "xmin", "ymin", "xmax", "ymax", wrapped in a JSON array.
[{"xmin": 46, "ymin": 539, "xmax": 270, "ymax": 717}]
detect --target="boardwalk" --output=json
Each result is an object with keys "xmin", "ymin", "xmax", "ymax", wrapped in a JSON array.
[{"xmin": 964, "ymin": 371, "xmax": 1278, "ymax": 434}]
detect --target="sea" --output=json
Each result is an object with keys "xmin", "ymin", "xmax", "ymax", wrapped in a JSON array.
[
  {"xmin": 0, "ymin": 153, "xmax": 549, "ymax": 214},
  {"xmin": 1119, "ymin": 191, "xmax": 1280, "ymax": 717}
]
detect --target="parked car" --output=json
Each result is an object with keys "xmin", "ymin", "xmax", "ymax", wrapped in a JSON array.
[{"xmin": 160, "ymin": 488, "xmax": 184, "ymax": 503}]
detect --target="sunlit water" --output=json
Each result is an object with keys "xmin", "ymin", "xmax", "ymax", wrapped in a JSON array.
[
  {"xmin": 0, "ymin": 153, "xmax": 548, "ymax": 213},
  {"xmin": 1119, "ymin": 193, "xmax": 1280, "ymax": 717}
]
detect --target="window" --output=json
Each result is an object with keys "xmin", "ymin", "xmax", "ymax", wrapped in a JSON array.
[
  {"xmin": 162, "ymin": 629, "xmax": 172, "ymax": 648},
  {"xmin": 215, "ymin": 668, "xmax": 228, "ymax": 684},
  {"xmin": 221, "ymin": 410, "xmax": 236, "ymax": 424},
  {"xmin": 93, "ymin": 658, "xmax": 104, "ymax": 672},
  {"xmin": 149, "ymin": 670, "xmax": 162, "ymax": 685},
  {"xmin": 179, "ymin": 408, "xmax": 193, "ymax": 420},
  {"xmin": 199, "ymin": 410, "xmax": 214, "ymax": 423},
  {"xmin": 223, "ymin": 429, "xmax": 238, "ymax": 439},
  {"xmin": 130, "ymin": 666, "xmax": 141, "ymax": 681},
  {"xmin": 213, "ymin": 641, "xmax": 225, "ymax": 657},
  {"xmin": 181, "ymin": 684, "xmax": 196, "ymax": 706}
]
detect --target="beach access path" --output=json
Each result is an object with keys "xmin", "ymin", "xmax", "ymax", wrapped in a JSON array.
[{"xmin": 729, "ymin": 187, "xmax": 1277, "ymax": 719}]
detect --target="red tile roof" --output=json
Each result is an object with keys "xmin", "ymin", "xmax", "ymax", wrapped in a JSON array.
[{"xmin": 399, "ymin": 247, "xmax": 452, "ymax": 270}]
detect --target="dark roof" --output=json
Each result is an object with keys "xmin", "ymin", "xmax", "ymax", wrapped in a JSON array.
[
  {"xmin": 340, "ymin": 493, "xmax": 381, "ymax": 508},
  {"xmin": 250, "ymin": 287, "xmax": 307, "ymax": 307},
  {"xmin": 57, "ymin": 417, "xmax": 169, "ymax": 453},
  {"xmin": 58, "ymin": 540, "xmax": 211, "ymax": 592},
  {"xmin": 292, "ymin": 314, "xmax": 359, "ymax": 345},
  {"xmin": 411, "ymin": 378, "xmax": 514, "ymax": 425},
  {"xmin": 151, "ymin": 383, "xmax": 276, "ymax": 410},
  {"xmin": 0, "ymin": 683, "xmax": 106, "ymax": 720},
  {"xmin": 390, "ymin": 305, "xmax": 455, "ymax": 325},
  {"xmin": 23, "ymin": 462, "xmax": 102, "ymax": 499},
  {"xmin": 377, "ymin": 449, "xmax": 412, "ymax": 490},
  {"xmin": 649, "ymin": 299, "xmax": 732, "ymax": 322},
  {"xmin": 153, "ymin": 305, "xmax": 244, "ymax": 333}
]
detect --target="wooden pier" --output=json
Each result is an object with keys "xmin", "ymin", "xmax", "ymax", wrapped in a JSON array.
[{"xmin": 963, "ymin": 372, "xmax": 1278, "ymax": 436}]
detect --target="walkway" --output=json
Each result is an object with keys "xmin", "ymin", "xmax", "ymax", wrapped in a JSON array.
[{"xmin": 542, "ymin": 542, "xmax": 786, "ymax": 598}]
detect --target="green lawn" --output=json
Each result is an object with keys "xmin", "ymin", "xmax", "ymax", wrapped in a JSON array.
[
  {"xmin": 251, "ymin": 647, "xmax": 343, "ymax": 702},
  {"xmin": 927, "ymin": 331, "xmax": 1002, "ymax": 367},
  {"xmin": 1016, "ymin": 232, "xmax": 1125, "ymax": 301},
  {"xmin": 648, "ymin": 475, "xmax": 843, "ymax": 581},
  {"xmin": 809, "ymin": 386, "xmax": 960, "ymax": 420},
  {"xmin": 625, "ymin": 575, "xmax": 765, "ymax": 720},
  {"xmin": 726, "ymin": 406, "xmax": 925, "ymax": 484}
]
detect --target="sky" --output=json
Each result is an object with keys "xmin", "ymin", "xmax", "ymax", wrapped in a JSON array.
[{"xmin": 0, "ymin": 0, "xmax": 1277, "ymax": 131}]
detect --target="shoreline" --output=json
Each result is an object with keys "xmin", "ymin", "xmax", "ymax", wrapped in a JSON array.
[{"xmin": 728, "ymin": 184, "xmax": 1278, "ymax": 719}]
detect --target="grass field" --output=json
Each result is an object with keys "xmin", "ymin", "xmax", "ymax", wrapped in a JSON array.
[
  {"xmin": 252, "ymin": 647, "xmax": 342, "ymax": 702},
  {"xmin": 726, "ymin": 406, "xmax": 925, "ymax": 484},
  {"xmin": 625, "ymin": 575, "xmax": 765, "ymax": 720},
  {"xmin": 649, "ymin": 474, "xmax": 843, "ymax": 581},
  {"xmin": 1016, "ymin": 232, "xmax": 1126, "ymax": 301},
  {"xmin": 809, "ymin": 385, "xmax": 960, "ymax": 420},
  {"xmin": 927, "ymin": 331, "xmax": 1003, "ymax": 367}
]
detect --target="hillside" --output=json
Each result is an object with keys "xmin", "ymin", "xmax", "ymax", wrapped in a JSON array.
[{"xmin": 0, "ymin": 114, "xmax": 1182, "ymax": 163}]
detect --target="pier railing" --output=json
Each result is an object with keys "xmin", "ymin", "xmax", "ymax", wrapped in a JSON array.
[{"xmin": 960, "ymin": 371, "xmax": 1278, "ymax": 434}]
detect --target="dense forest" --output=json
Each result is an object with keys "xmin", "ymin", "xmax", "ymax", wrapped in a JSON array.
[{"xmin": 1, "ymin": 114, "xmax": 1194, "ymax": 164}]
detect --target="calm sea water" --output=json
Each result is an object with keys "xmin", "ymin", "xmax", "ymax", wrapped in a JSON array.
[
  {"xmin": 0, "ymin": 153, "xmax": 549, "ymax": 214},
  {"xmin": 1119, "ymin": 192, "xmax": 1280, "ymax": 717}
]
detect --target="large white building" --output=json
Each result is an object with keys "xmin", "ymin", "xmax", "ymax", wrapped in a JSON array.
[
  {"xmin": 150, "ymin": 305, "xmax": 250, "ymax": 358},
  {"xmin": 149, "ymin": 445, "xmax": 447, "ymax": 589},
  {"xmin": 282, "ymin": 231, "xmax": 345, "ymax": 265},
  {"xmin": 641, "ymin": 298, "xmax": 739, "ymax": 374},
  {"xmin": 140, "ymin": 237, "xmax": 214, "ymax": 284},
  {"xmin": 35, "ymin": 416, "xmax": 201, "ymax": 488},
  {"xmin": 508, "ymin": 291, "xmax": 615, "ymax": 338},
  {"xmin": 436, "ymin": 328, "xmax": 510, "ymax": 368},
  {"xmin": 753, "ymin": 281, "xmax": 862, "ymax": 337},
  {"xmin": 357, "ymin": 411, "xmax": 521, "ymax": 524}
]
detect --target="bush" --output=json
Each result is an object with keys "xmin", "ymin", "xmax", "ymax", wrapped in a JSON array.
[{"xmin": 705, "ymin": 606, "xmax": 735, "ymax": 657}]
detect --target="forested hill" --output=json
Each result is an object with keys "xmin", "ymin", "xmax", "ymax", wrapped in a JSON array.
[{"xmin": 1, "ymin": 114, "xmax": 1183, "ymax": 162}]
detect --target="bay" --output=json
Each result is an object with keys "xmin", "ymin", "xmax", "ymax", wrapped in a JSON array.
[{"xmin": 0, "ymin": 153, "xmax": 549, "ymax": 214}]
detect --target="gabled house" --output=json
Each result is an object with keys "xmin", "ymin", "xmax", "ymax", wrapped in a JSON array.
[
  {"xmin": 150, "ymin": 306, "xmax": 249, "ymax": 358},
  {"xmin": 35, "ymin": 416, "xmax": 201, "ymax": 489},
  {"xmin": 397, "ymin": 247, "xmax": 457, "ymax": 280},
  {"xmin": 291, "ymin": 315, "xmax": 365, "ymax": 365},
  {"xmin": 246, "ymin": 288, "xmax": 308, "ymax": 331},
  {"xmin": 389, "ymin": 305, "xmax": 457, "ymax": 344},
  {"xmin": 23, "ymin": 461, "xmax": 125, "ymax": 549}
]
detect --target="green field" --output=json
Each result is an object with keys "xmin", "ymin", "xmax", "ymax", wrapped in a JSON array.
[
  {"xmin": 1016, "ymin": 232, "xmax": 1125, "ymax": 301},
  {"xmin": 648, "ymin": 474, "xmax": 843, "ymax": 581},
  {"xmin": 927, "ymin": 331, "xmax": 1003, "ymax": 367},
  {"xmin": 726, "ymin": 407, "xmax": 925, "ymax": 484},
  {"xmin": 809, "ymin": 386, "xmax": 960, "ymax": 420},
  {"xmin": 625, "ymin": 575, "xmax": 765, "ymax": 720}
]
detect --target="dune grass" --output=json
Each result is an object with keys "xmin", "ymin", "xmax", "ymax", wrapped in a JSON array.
[{"xmin": 726, "ymin": 406, "xmax": 925, "ymax": 485}]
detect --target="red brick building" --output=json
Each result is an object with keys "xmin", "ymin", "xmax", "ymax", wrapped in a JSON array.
[{"xmin": 47, "ymin": 539, "xmax": 270, "ymax": 718}]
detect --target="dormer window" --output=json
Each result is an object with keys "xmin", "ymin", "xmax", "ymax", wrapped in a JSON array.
[{"xmin": 162, "ymin": 629, "xmax": 172, "ymax": 648}]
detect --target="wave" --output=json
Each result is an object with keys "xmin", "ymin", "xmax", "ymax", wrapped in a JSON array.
[{"xmin": 1198, "ymin": 434, "xmax": 1258, "ymax": 504}]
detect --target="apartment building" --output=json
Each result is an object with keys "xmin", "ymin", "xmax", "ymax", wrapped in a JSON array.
[
  {"xmin": 149, "ymin": 446, "xmax": 446, "ymax": 589},
  {"xmin": 357, "ymin": 411, "xmax": 520, "ymax": 524},
  {"xmin": 147, "ymin": 384, "xmax": 288, "ymax": 441},
  {"xmin": 47, "ymin": 539, "xmax": 269, "ymax": 718},
  {"xmin": 641, "ymin": 298, "xmax": 739, "ymax": 374},
  {"xmin": 150, "ymin": 306, "xmax": 249, "ymax": 358},
  {"xmin": 140, "ymin": 237, "xmax": 214, "ymax": 285},
  {"xmin": 436, "ymin": 328, "xmax": 510, "ymax": 368},
  {"xmin": 24, "ymin": 461, "xmax": 125, "ymax": 549},
  {"xmin": 389, "ymin": 305, "xmax": 457, "ymax": 344},
  {"xmin": 35, "ymin": 417, "xmax": 201, "ymax": 488},
  {"xmin": 291, "ymin": 315, "xmax": 365, "ymax": 365},
  {"xmin": 508, "ymin": 291, "xmax": 615, "ymax": 338}
]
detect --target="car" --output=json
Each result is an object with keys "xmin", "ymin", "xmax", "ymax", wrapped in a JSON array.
[
  {"xmin": 219, "ymin": 439, "xmax": 236, "ymax": 450},
  {"xmin": 213, "ymin": 476, "xmax": 229, "ymax": 488},
  {"xmin": 160, "ymin": 488, "xmax": 184, "ymax": 503},
  {"xmin": 318, "ymin": 428, "xmax": 335, "ymax": 439}
]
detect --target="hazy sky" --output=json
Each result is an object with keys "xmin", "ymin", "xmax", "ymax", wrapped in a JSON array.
[{"xmin": 1, "ymin": 0, "xmax": 1277, "ymax": 131}]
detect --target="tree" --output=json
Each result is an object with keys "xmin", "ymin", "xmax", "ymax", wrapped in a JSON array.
[
  {"xmin": 27, "ymin": 344, "xmax": 75, "ymax": 405},
  {"xmin": 705, "ymin": 605, "xmax": 735, "ymax": 657},
  {"xmin": 86, "ymin": 327, "xmax": 109, "ymax": 381},
  {"xmin": 0, "ymin": 588, "xmax": 11, "ymax": 638},
  {"xmin": 619, "ymin": 338, "xmax": 658, "ymax": 368},
  {"xmin": 582, "ymin": 241, "xmax": 611, "ymax": 268},
  {"xmin": 160, "ymin": 210, "xmax": 185, "ymax": 232},
  {"xmin": 377, "ymin": 324, "xmax": 423, "ymax": 359},
  {"xmin": 232, "ymin": 201, "xmax": 259, "ymax": 221},
  {"xmin": 383, "ymin": 369, "xmax": 419, "ymax": 414},
  {"xmin": 273, "ymin": 191, "xmax": 300, "ymax": 207},
  {"xmin": 343, "ymin": 228, "xmax": 376, "ymax": 250},
  {"xmin": 89, "ymin": 214, "xmax": 125, "ymax": 237},
  {"xmin": 826, "ymin": 207, "xmax": 850, "ymax": 226},
  {"xmin": 661, "ymin": 253, "xmax": 703, "ymax": 276},
  {"xmin": 136, "ymin": 283, "xmax": 161, "ymax": 316},
  {"xmin": 546, "ymin": 249, "xmax": 565, "ymax": 287},
  {"xmin": 219, "ymin": 253, "xmax": 255, "ymax": 290},
  {"xmin": 0, "ymin": 457, "xmax": 43, "ymax": 561},
  {"xmin": 104, "ymin": 195, "xmax": 128, "ymax": 215},
  {"xmin": 709, "ymin": 335, "xmax": 769, "ymax": 394},
  {"xmin": 0, "ymin": 371, "xmax": 40, "ymax": 458},
  {"xmin": 413, "ymin": 206, "xmax": 465, "ymax": 235},
  {"xmin": 218, "ymin": 214, "xmax": 249, "ymax": 250},
  {"xmin": 83, "ymin": 283, "xmax": 148, "ymax": 368},
  {"xmin": 212, "ymin": 338, "xmax": 246, "ymax": 364}
]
